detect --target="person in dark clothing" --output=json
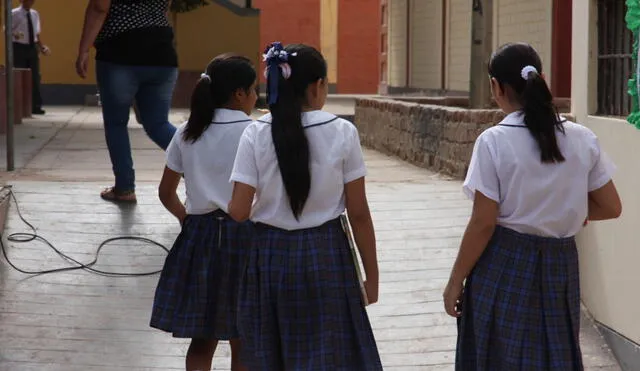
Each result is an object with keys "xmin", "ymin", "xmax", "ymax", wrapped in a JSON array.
[
  {"xmin": 12, "ymin": 0, "xmax": 49, "ymax": 115},
  {"xmin": 76, "ymin": 0, "xmax": 178, "ymax": 203}
]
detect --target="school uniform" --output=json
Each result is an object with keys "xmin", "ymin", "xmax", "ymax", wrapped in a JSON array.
[
  {"xmin": 230, "ymin": 110, "xmax": 383, "ymax": 370},
  {"xmin": 457, "ymin": 111, "xmax": 616, "ymax": 370},
  {"xmin": 150, "ymin": 109, "xmax": 253, "ymax": 339}
]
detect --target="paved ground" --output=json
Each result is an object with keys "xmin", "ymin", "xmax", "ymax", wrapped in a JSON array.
[{"xmin": 0, "ymin": 107, "xmax": 621, "ymax": 370}]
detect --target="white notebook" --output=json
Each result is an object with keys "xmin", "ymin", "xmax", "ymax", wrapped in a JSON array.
[{"xmin": 339, "ymin": 214, "xmax": 370, "ymax": 306}]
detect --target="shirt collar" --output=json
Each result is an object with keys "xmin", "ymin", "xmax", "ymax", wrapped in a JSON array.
[
  {"xmin": 498, "ymin": 110, "xmax": 526, "ymax": 127},
  {"xmin": 257, "ymin": 110, "xmax": 338, "ymax": 127},
  {"xmin": 212, "ymin": 108, "xmax": 251, "ymax": 124}
]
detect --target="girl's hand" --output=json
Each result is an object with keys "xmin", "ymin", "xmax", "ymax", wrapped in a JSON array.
[
  {"xmin": 443, "ymin": 279, "xmax": 464, "ymax": 317},
  {"xmin": 364, "ymin": 280, "xmax": 378, "ymax": 305}
]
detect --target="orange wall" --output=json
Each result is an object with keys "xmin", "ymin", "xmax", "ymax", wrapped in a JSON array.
[
  {"xmin": 338, "ymin": 0, "xmax": 380, "ymax": 93},
  {"xmin": 253, "ymin": 0, "xmax": 379, "ymax": 93},
  {"xmin": 253, "ymin": 0, "xmax": 321, "ymax": 83}
]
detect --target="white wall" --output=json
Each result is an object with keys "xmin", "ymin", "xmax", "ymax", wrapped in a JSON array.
[
  {"xmin": 409, "ymin": 0, "xmax": 443, "ymax": 89},
  {"xmin": 572, "ymin": 0, "xmax": 640, "ymax": 344},
  {"xmin": 388, "ymin": 0, "xmax": 408, "ymax": 87}
]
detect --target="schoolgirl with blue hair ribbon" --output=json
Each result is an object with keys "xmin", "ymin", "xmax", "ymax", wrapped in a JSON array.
[{"xmin": 228, "ymin": 42, "xmax": 383, "ymax": 370}]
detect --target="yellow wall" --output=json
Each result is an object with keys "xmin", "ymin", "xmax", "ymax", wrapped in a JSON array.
[
  {"xmin": 320, "ymin": 0, "xmax": 338, "ymax": 84},
  {"xmin": 175, "ymin": 5, "xmax": 260, "ymax": 72},
  {"xmin": 0, "ymin": 0, "xmax": 259, "ymax": 85},
  {"xmin": 572, "ymin": 0, "xmax": 640, "ymax": 344}
]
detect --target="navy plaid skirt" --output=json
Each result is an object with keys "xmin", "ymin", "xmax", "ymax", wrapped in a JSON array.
[
  {"xmin": 456, "ymin": 226, "xmax": 583, "ymax": 371},
  {"xmin": 238, "ymin": 218, "xmax": 382, "ymax": 370},
  {"xmin": 150, "ymin": 209, "xmax": 252, "ymax": 339}
]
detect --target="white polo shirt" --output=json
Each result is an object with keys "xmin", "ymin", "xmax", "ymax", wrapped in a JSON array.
[
  {"xmin": 463, "ymin": 111, "xmax": 616, "ymax": 238},
  {"xmin": 230, "ymin": 111, "xmax": 367, "ymax": 230},
  {"xmin": 11, "ymin": 6, "xmax": 40, "ymax": 45},
  {"xmin": 166, "ymin": 109, "xmax": 252, "ymax": 215}
]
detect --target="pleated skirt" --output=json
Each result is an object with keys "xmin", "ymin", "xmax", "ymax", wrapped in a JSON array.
[
  {"xmin": 150, "ymin": 209, "xmax": 252, "ymax": 339},
  {"xmin": 238, "ymin": 218, "xmax": 383, "ymax": 370},
  {"xmin": 456, "ymin": 225, "xmax": 583, "ymax": 371}
]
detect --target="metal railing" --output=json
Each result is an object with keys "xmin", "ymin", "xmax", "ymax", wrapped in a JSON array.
[{"xmin": 597, "ymin": 0, "xmax": 634, "ymax": 116}]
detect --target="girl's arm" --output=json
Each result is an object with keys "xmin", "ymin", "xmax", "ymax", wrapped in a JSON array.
[
  {"xmin": 228, "ymin": 182, "xmax": 255, "ymax": 222},
  {"xmin": 345, "ymin": 177, "xmax": 379, "ymax": 304},
  {"xmin": 587, "ymin": 180, "xmax": 622, "ymax": 221},
  {"xmin": 158, "ymin": 166, "xmax": 186, "ymax": 224},
  {"xmin": 444, "ymin": 191, "xmax": 498, "ymax": 316}
]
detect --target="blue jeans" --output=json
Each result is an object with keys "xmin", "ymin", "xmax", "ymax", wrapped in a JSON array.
[{"xmin": 96, "ymin": 61, "xmax": 178, "ymax": 191}]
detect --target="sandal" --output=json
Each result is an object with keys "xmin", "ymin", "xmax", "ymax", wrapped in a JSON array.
[{"xmin": 100, "ymin": 187, "xmax": 137, "ymax": 203}]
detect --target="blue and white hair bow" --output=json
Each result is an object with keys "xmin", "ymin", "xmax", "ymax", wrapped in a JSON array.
[{"xmin": 263, "ymin": 42, "xmax": 297, "ymax": 105}]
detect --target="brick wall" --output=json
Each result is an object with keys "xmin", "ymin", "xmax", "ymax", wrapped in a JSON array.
[
  {"xmin": 354, "ymin": 98, "xmax": 503, "ymax": 179},
  {"xmin": 337, "ymin": 0, "xmax": 380, "ymax": 93}
]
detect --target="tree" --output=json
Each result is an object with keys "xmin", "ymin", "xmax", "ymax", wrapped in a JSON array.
[{"xmin": 169, "ymin": 0, "xmax": 209, "ymax": 41}]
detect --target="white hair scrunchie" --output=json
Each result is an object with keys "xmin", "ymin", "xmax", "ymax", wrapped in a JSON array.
[
  {"xmin": 200, "ymin": 73, "xmax": 211, "ymax": 82},
  {"xmin": 520, "ymin": 65, "xmax": 538, "ymax": 80}
]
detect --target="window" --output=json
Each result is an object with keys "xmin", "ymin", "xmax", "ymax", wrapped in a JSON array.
[{"xmin": 597, "ymin": 0, "xmax": 634, "ymax": 116}]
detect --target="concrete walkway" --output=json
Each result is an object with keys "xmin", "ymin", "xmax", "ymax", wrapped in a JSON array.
[{"xmin": 0, "ymin": 107, "xmax": 621, "ymax": 370}]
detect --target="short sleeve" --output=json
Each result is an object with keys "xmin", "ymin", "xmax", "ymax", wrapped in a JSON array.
[
  {"xmin": 588, "ymin": 135, "xmax": 616, "ymax": 192},
  {"xmin": 462, "ymin": 133, "xmax": 500, "ymax": 202},
  {"xmin": 343, "ymin": 125, "xmax": 367, "ymax": 183},
  {"xmin": 230, "ymin": 125, "xmax": 258, "ymax": 187},
  {"xmin": 35, "ymin": 12, "xmax": 41, "ymax": 34},
  {"xmin": 165, "ymin": 130, "xmax": 183, "ymax": 173}
]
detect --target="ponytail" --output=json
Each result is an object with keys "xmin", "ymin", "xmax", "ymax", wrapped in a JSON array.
[
  {"xmin": 264, "ymin": 43, "xmax": 327, "ymax": 219},
  {"xmin": 183, "ymin": 76, "xmax": 214, "ymax": 143},
  {"xmin": 271, "ymin": 75, "xmax": 310, "ymax": 219},
  {"xmin": 488, "ymin": 42, "xmax": 565, "ymax": 164},
  {"xmin": 522, "ymin": 70, "xmax": 565, "ymax": 163},
  {"xmin": 183, "ymin": 54, "xmax": 257, "ymax": 143}
]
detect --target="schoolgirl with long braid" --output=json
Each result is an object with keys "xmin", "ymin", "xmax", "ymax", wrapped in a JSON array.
[{"xmin": 228, "ymin": 42, "xmax": 383, "ymax": 370}]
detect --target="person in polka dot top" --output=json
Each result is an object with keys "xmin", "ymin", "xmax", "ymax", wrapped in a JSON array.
[{"xmin": 75, "ymin": 0, "xmax": 178, "ymax": 203}]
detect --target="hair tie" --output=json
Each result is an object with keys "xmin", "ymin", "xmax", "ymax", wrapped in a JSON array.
[
  {"xmin": 200, "ymin": 73, "xmax": 211, "ymax": 82},
  {"xmin": 262, "ymin": 42, "xmax": 297, "ymax": 105},
  {"xmin": 520, "ymin": 65, "xmax": 538, "ymax": 80}
]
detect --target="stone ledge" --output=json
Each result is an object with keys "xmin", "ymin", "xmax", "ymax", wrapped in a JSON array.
[
  {"xmin": 354, "ymin": 98, "xmax": 577, "ymax": 180},
  {"xmin": 354, "ymin": 98, "xmax": 503, "ymax": 179}
]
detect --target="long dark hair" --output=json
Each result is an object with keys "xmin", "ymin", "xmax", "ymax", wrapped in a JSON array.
[
  {"xmin": 183, "ymin": 54, "xmax": 256, "ymax": 143},
  {"xmin": 488, "ymin": 42, "xmax": 565, "ymax": 163},
  {"xmin": 265, "ymin": 43, "xmax": 327, "ymax": 219}
]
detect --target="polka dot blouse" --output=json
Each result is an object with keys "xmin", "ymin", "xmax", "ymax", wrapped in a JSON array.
[{"xmin": 96, "ymin": 0, "xmax": 171, "ymax": 44}]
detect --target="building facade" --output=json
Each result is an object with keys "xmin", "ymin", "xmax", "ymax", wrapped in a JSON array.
[
  {"xmin": 380, "ymin": 0, "xmax": 572, "ymax": 98},
  {"xmin": 0, "ymin": 0, "xmax": 260, "ymax": 106},
  {"xmin": 252, "ymin": 0, "xmax": 380, "ymax": 94}
]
